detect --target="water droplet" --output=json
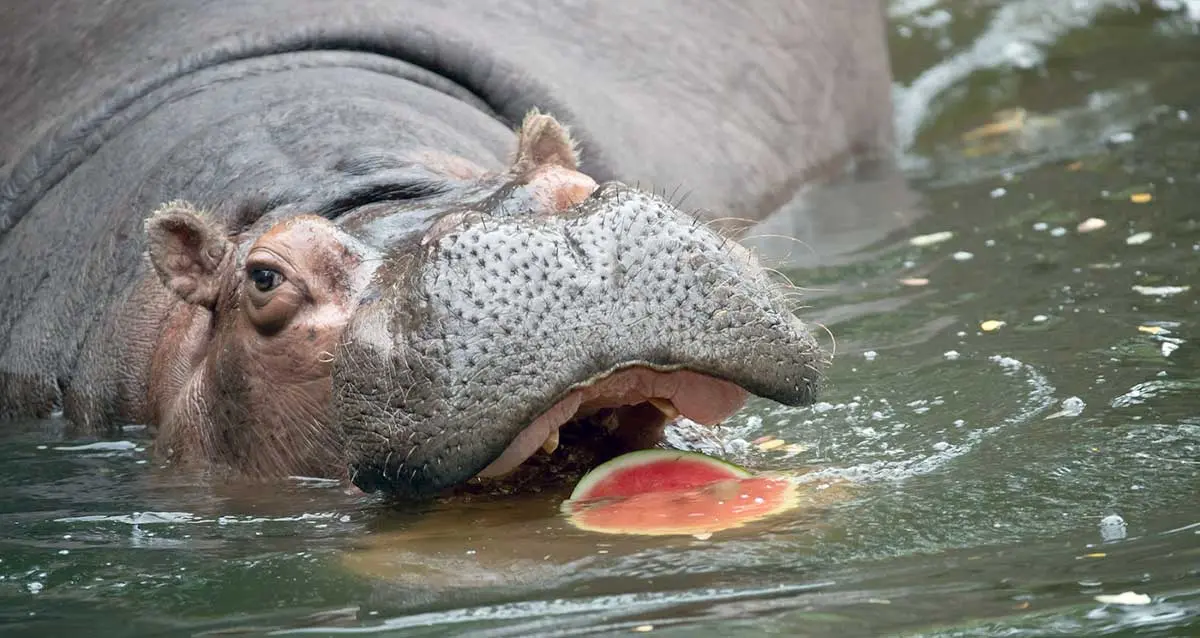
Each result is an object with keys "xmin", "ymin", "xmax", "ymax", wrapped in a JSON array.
[{"xmin": 1099, "ymin": 514, "xmax": 1127, "ymax": 542}]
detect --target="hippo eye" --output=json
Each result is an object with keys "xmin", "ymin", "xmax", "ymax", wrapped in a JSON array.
[{"xmin": 249, "ymin": 268, "xmax": 283, "ymax": 293}]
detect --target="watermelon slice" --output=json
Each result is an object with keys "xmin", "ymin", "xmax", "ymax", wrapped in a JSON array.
[{"xmin": 562, "ymin": 449, "xmax": 799, "ymax": 536}]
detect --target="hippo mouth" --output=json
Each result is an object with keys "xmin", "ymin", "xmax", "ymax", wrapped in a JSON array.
[{"xmin": 474, "ymin": 366, "xmax": 748, "ymax": 480}]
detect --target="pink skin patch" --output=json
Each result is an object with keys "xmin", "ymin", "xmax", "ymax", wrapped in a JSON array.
[
  {"xmin": 523, "ymin": 165, "xmax": 598, "ymax": 214},
  {"xmin": 476, "ymin": 368, "xmax": 748, "ymax": 478}
]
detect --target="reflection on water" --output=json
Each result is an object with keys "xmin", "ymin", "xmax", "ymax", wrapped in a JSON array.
[{"xmin": 2, "ymin": 1, "xmax": 1199, "ymax": 636}]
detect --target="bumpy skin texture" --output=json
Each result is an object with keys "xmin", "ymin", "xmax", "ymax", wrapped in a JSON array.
[
  {"xmin": 338, "ymin": 186, "xmax": 823, "ymax": 495},
  {"xmin": 0, "ymin": 1, "xmax": 891, "ymax": 495}
]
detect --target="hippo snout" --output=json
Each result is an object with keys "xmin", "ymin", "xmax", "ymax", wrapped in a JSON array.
[{"xmin": 332, "ymin": 183, "xmax": 826, "ymax": 497}]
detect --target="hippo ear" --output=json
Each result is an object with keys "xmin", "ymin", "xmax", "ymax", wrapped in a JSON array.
[
  {"xmin": 144, "ymin": 201, "xmax": 233, "ymax": 309},
  {"xmin": 510, "ymin": 109, "xmax": 580, "ymax": 174}
]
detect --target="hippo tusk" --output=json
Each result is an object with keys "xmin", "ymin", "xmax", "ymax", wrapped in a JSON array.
[
  {"xmin": 648, "ymin": 397, "xmax": 680, "ymax": 420},
  {"xmin": 541, "ymin": 428, "xmax": 560, "ymax": 454}
]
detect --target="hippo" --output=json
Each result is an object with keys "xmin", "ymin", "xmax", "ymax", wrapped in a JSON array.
[{"xmin": 0, "ymin": 1, "xmax": 894, "ymax": 497}]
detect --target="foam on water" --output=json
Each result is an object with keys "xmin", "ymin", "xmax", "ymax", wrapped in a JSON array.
[
  {"xmin": 726, "ymin": 353, "xmax": 1058, "ymax": 486},
  {"xmin": 52, "ymin": 440, "xmax": 142, "ymax": 452},
  {"xmin": 54, "ymin": 512, "xmax": 345, "ymax": 526}
]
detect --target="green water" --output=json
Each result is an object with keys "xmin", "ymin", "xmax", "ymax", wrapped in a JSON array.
[{"xmin": 2, "ymin": 1, "xmax": 1198, "ymax": 636}]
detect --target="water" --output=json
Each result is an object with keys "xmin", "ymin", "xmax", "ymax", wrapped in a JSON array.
[{"xmin": 2, "ymin": 1, "xmax": 1199, "ymax": 635}]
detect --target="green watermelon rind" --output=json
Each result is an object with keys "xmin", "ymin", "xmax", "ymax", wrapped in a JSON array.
[{"xmin": 567, "ymin": 449, "xmax": 753, "ymax": 502}]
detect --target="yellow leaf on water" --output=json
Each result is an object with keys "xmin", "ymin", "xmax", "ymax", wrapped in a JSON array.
[
  {"xmin": 961, "ymin": 108, "xmax": 1028, "ymax": 141},
  {"xmin": 757, "ymin": 439, "xmax": 786, "ymax": 451},
  {"xmin": 1079, "ymin": 552, "xmax": 1107, "ymax": 559},
  {"xmin": 783, "ymin": 443, "xmax": 809, "ymax": 455},
  {"xmin": 1138, "ymin": 325, "xmax": 1165, "ymax": 335},
  {"xmin": 980, "ymin": 320, "xmax": 1006, "ymax": 332},
  {"xmin": 1130, "ymin": 193, "xmax": 1153, "ymax": 204},
  {"xmin": 899, "ymin": 277, "xmax": 930, "ymax": 287},
  {"xmin": 1066, "ymin": 161, "xmax": 1083, "ymax": 171}
]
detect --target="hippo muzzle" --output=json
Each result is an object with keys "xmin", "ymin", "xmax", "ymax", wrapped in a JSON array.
[{"xmin": 334, "ymin": 183, "xmax": 824, "ymax": 497}]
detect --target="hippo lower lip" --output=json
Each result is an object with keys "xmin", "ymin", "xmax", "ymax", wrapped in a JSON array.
[{"xmin": 475, "ymin": 366, "xmax": 748, "ymax": 478}]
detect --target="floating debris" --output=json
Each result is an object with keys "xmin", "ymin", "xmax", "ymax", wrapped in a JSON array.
[
  {"xmin": 756, "ymin": 438, "xmax": 786, "ymax": 452},
  {"xmin": 633, "ymin": 625, "xmax": 656, "ymax": 633},
  {"xmin": 944, "ymin": 350, "xmax": 961, "ymax": 360},
  {"xmin": 953, "ymin": 251, "xmax": 975, "ymax": 261},
  {"xmin": 750, "ymin": 436, "xmax": 807, "ymax": 456},
  {"xmin": 910, "ymin": 231, "xmax": 954, "ymax": 247},
  {"xmin": 962, "ymin": 108, "xmax": 1028, "ymax": 140},
  {"xmin": 899, "ymin": 277, "xmax": 930, "ymax": 287},
  {"xmin": 1077, "ymin": 217, "xmax": 1107, "ymax": 233},
  {"xmin": 1066, "ymin": 161, "xmax": 1083, "ymax": 171},
  {"xmin": 863, "ymin": 350, "xmax": 878, "ymax": 361},
  {"xmin": 1129, "ymin": 192, "xmax": 1153, "ymax": 204},
  {"xmin": 990, "ymin": 187, "xmax": 1007, "ymax": 199},
  {"xmin": 1132, "ymin": 285, "xmax": 1189, "ymax": 297},
  {"xmin": 1094, "ymin": 592, "xmax": 1151, "ymax": 606},
  {"xmin": 980, "ymin": 320, "xmax": 1006, "ymax": 332},
  {"xmin": 1033, "ymin": 314, "xmax": 1049, "ymax": 323},
  {"xmin": 1126, "ymin": 232, "xmax": 1153, "ymax": 245},
  {"xmin": 1138, "ymin": 325, "xmax": 1168, "ymax": 335}
]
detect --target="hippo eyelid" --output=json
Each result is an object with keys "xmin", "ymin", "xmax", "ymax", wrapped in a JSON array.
[{"xmin": 317, "ymin": 179, "xmax": 451, "ymax": 219}]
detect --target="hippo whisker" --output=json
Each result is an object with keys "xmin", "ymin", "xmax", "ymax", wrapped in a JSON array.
[
  {"xmin": 742, "ymin": 234, "xmax": 821, "ymax": 266},
  {"xmin": 668, "ymin": 186, "xmax": 695, "ymax": 212},
  {"xmin": 812, "ymin": 322, "xmax": 838, "ymax": 359},
  {"xmin": 757, "ymin": 266, "xmax": 809, "ymax": 295}
]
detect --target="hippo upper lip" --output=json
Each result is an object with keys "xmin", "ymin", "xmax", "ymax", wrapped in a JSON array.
[{"xmin": 475, "ymin": 365, "xmax": 749, "ymax": 478}]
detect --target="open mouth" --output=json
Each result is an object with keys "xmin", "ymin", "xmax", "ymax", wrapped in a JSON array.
[{"xmin": 474, "ymin": 367, "xmax": 749, "ymax": 482}]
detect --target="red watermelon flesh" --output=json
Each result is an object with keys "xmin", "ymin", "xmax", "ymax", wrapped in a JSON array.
[{"xmin": 563, "ymin": 450, "xmax": 799, "ymax": 536}]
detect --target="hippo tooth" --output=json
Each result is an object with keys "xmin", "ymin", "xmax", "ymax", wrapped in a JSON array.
[
  {"xmin": 541, "ymin": 428, "xmax": 560, "ymax": 455},
  {"xmin": 601, "ymin": 411, "xmax": 621, "ymax": 433},
  {"xmin": 648, "ymin": 398, "xmax": 680, "ymax": 419}
]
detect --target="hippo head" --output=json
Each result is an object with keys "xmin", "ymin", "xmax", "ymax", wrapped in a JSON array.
[{"xmin": 143, "ymin": 112, "xmax": 825, "ymax": 498}]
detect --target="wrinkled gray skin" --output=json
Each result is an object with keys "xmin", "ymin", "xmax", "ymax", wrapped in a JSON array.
[{"xmin": 0, "ymin": 0, "xmax": 894, "ymax": 497}]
